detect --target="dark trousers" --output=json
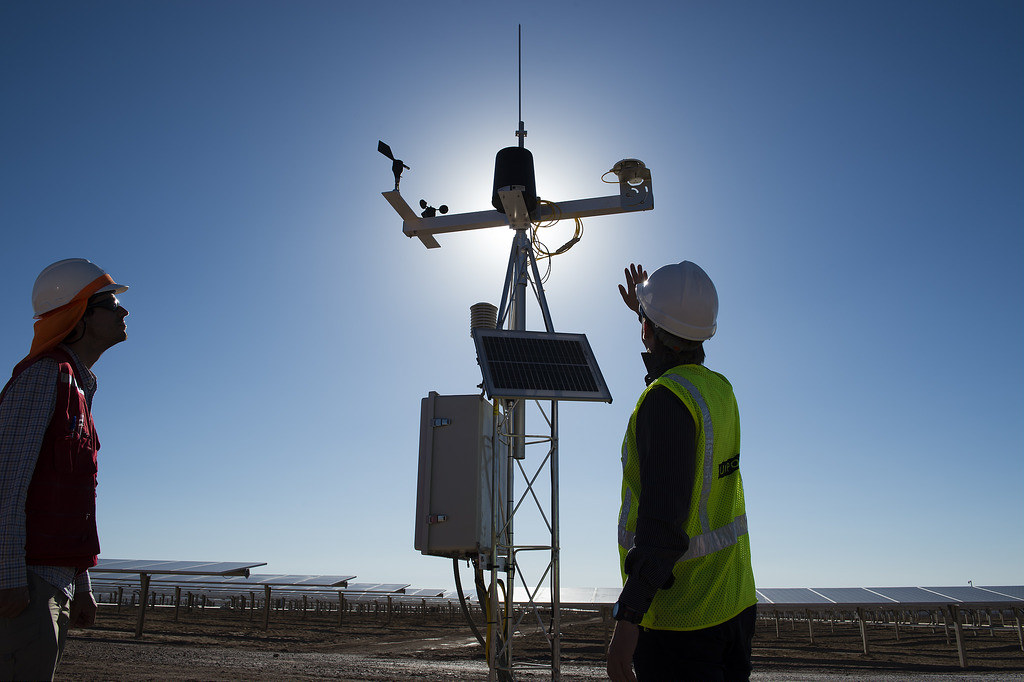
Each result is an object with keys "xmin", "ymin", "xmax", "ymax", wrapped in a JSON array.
[
  {"xmin": 0, "ymin": 571, "xmax": 70, "ymax": 682},
  {"xmin": 634, "ymin": 604, "xmax": 757, "ymax": 682}
]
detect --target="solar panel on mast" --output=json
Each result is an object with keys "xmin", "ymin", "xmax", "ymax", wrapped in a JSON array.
[{"xmin": 473, "ymin": 329, "xmax": 611, "ymax": 402}]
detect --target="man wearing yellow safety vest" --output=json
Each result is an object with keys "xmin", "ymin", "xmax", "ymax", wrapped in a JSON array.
[{"xmin": 607, "ymin": 261, "xmax": 756, "ymax": 682}]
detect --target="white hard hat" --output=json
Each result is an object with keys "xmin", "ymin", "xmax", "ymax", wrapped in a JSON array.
[
  {"xmin": 636, "ymin": 261, "xmax": 718, "ymax": 341},
  {"xmin": 31, "ymin": 258, "xmax": 128, "ymax": 317}
]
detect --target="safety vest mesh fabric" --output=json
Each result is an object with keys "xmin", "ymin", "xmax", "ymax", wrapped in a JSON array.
[{"xmin": 618, "ymin": 364, "xmax": 756, "ymax": 631}]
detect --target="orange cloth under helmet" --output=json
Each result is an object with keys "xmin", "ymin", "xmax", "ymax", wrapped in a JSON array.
[{"xmin": 24, "ymin": 274, "xmax": 116, "ymax": 362}]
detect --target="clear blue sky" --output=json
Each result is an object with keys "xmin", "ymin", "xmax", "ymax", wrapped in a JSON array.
[{"xmin": 2, "ymin": 0, "xmax": 1021, "ymax": 591}]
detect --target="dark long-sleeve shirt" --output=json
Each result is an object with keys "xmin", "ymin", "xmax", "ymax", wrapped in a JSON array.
[{"xmin": 617, "ymin": 353, "xmax": 697, "ymax": 615}]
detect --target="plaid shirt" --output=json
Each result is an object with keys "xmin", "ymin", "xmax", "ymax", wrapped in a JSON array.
[{"xmin": 0, "ymin": 345, "xmax": 94, "ymax": 600}]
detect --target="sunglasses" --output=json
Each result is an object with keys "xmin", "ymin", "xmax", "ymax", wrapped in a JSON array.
[{"xmin": 87, "ymin": 296, "xmax": 122, "ymax": 312}]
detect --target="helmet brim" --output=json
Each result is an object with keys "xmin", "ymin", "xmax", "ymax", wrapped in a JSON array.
[{"xmin": 96, "ymin": 283, "xmax": 129, "ymax": 296}]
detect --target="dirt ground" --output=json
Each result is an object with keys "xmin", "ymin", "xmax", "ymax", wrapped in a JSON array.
[{"xmin": 57, "ymin": 605, "xmax": 1024, "ymax": 681}]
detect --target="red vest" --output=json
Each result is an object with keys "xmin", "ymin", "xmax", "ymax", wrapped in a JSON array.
[{"xmin": 3, "ymin": 348, "xmax": 100, "ymax": 569}]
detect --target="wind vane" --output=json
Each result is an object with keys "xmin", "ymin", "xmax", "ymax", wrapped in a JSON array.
[{"xmin": 377, "ymin": 140, "xmax": 409, "ymax": 192}]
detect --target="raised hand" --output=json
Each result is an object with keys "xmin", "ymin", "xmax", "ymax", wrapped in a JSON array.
[{"xmin": 617, "ymin": 263, "xmax": 648, "ymax": 315}]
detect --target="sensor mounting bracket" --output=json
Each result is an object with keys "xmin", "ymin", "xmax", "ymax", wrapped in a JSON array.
[{"xmin": 382, "ymin": 161, "xmax": 653, "ymax": 249}]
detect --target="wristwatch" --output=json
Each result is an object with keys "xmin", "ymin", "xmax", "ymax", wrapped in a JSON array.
[{"xmin": 612, "ymin": 600, "xmax": 644, "ymax": 624}]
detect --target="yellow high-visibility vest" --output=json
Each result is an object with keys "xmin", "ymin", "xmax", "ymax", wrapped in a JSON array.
[{"xmin": 618, "ymin": 364, "xmax": 756, "ymax": 630}]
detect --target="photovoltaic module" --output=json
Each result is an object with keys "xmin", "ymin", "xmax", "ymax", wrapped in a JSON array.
[{"xmin": 472, "ymin": 329, "xmax": 612, "ymax": 403}]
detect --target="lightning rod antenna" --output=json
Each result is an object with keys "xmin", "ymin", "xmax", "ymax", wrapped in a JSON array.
[{"xmin": 516, "ymin": 24, "xmax": 526, "ymax": 148}]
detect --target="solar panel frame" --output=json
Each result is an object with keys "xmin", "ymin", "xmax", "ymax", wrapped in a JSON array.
[
  {"xmin": 867, "ymin": 586, "xmax": 947, "ymax": 604},
  {"xmin": 404, "ymin": 588, "xmax": 447, "ymax": 597},
  {"xmin": 92, "ymin": 559, "xmax": 265, "ymax": 577},
  {"xmin": 813, "ymin": 587, "xmax": 898, "ymax": 604},
  {"xmin": 527, "ymin": 587, "xmax": 622, "ymax": 605},
  {"xmin": 919, "ymin": 586, "xmax": 1022, "ymax": 604},
  {"xmin": 341, "ymin": 583, "xmax": 410, "ymax": 594},
  {"xmin": 756, "ymin": 588, "xmax": 834, "ymax": 604},
  {"xmin": 978, "ymin": 585, "xmax": 1024, "ymax": 601},
  {"xmin": 244, "ymin": 574, "xmax": 355, "ymax": 587},
  {"xmin": 91, "ymin": 574, "xmax": 357, "ymax": 591},
  {"xmin": 472, "ymin": 329, "xmax": 612, "ymax": 402}
]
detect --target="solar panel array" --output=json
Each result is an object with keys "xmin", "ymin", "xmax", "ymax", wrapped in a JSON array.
[
  {"xmin": 755, "ymin": 585, "xmax": 1024, "ymax": 607},
  {"xmin": 90, "ymin": 573, "xmax": 410, "ymax": 597},
  {"xmin": 89, "ymin": 561, "xmax": 1023, "ymax": 609},
  {"xmin": 525, "ymin": 586, "xmax": 1024, "ymax": 608},
  {"xmin": 244, "ymin": 574, "xmax": 354, "ymax": 587},
  {"xmin": 342, "ymin": 583, "xmax": 410, "ymax": 594},
  {"xmin": 983, "ymin": 586, "xmax": 1024, "ymax": 600},
  {"xmin": 404, "ymin": 588, "xmax": 447, "ymax": 598},
  {"xmin": 94, "ymin": 559, "xmax": 264, "ymax": 576},
  {"xmin": 528, "ymin": 587, "xmax": 622, "ymax": 605}
]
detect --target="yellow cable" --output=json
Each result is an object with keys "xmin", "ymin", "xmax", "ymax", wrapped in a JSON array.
[
  {"xmin": 485, "ymin": 585, "xmax": 492, "ymax": 665},
  {"xmin": 485, "ymin": 579, "xmax": 507, "ymax": 666},
  {"xmin": 530, "ymin": 170, "xmax": 625, "ymax": 279},
  {"xmin": 530, "ymin": 199, "xmax": 583, "ymax": 285}
]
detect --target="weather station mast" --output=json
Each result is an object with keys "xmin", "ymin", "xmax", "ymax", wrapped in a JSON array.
[{"xmin": 381, "ymin": 27, "xmax": 655, "ymax": 681}]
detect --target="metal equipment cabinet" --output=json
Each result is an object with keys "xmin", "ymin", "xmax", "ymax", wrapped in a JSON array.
[{"xmin": 414, "ymin": 392, "xmax": 503, "ymax": 558}]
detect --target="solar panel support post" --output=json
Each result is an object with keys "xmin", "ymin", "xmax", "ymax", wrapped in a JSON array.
[
  {"xmin": 948, "ymin": 603, "xmax": 967, "ymax": 668},
  {"xmin": 856, "ymin": 607, "xmax": 870, "ymax": 654},
  {"xmin": 265, "ymin": 585, "xmax": 273, "ymax": 630},
  {"xmin": 135, "ymin": 573, "xmax": 151, "ymax": 638}
]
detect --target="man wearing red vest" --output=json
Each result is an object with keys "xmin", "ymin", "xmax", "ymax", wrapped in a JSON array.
[{"xmin": 0, "ymin": 258, "xmax": 128, "ymax": 680}]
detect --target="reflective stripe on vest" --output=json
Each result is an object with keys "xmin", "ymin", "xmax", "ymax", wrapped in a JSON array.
[
  {"xmin": 618, "ymin": 437, "xmax": 632, "ymax": 547},
  {"xmin": 60, "ymin": 369, "xmax": 86, "ymax": 400},
  {"xmin": 617, "ymin": 372, "xmax": 746, "ymax": 562}
]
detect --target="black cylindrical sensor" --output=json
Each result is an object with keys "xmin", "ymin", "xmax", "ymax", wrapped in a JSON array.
[{"xmin": 491, "ymin": 147, "xmax": 538, "ymax": 214}]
